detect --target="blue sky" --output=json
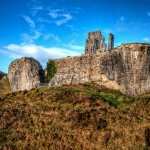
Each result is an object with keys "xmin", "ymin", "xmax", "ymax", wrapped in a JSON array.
[{"xmin": 0, "ymin": 0, "xmax": 150, "ymax": 72}]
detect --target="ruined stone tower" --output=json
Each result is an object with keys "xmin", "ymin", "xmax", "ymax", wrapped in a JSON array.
[
  {"xmin": 85, "ymin": 31, "xmax": 106, "ymax": 55},
  {"xmin": 108, "ymin": 33, "xmax": 114, "ymax": 50}
]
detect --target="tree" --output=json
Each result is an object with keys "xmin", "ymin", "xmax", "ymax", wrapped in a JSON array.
[{"xmin": 46, "ymin": 60, "xmax": 57, "ymax": 82}]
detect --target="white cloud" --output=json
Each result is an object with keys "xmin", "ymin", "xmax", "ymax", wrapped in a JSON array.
[
  {"xmin": 48, "ymin": 9, "xmax": 73, "ymax": 26},
  {"xmin": 3, "ymin": 43, "xmax": 81, "ymax": 66},
  {"xmin": 31, "ymin": 6, "xmax": 43, "ymax": 16},
  {"xmin": 43, "ymin": 34, "xmax": 61, "ymax": 42},
  {"xmin": 22, "ymin": 31, "xmax": 61, "ymax": 43},
  {"xmin": 22, "ymin": 15, "xmax": 36, "ymax": 28},
  {"xmin": 48, "ymin": 9, "xmax": 62, "ymax": 18},
  {"xmin": 143, "ymin": 37, "xmax": 150, "ymax": 42},
  {"xmin": 49, "ymin": 11, "xmax": 59, "ymax": 19},
  {"xmin": 56, "ymin": 14, "xmax": 72, "ymax": 26},
  {"xmin": 21, "ymin": 31, "xmax": 42, "ymax": 43},
  {"xmin": 147, "ymin": 12, "xmax": 150, "ymax": 17}
]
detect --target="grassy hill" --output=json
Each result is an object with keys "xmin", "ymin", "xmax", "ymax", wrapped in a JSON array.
[
  {"xmin": 0, "ymin": 83, "xmax": 150, "ymax": 149},
  {"xmin": 0, "ymin": 77, "xmax": 11, "ymax": 96}
]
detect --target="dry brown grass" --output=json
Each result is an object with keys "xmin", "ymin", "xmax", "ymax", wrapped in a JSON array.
[
  {"xmin": 0, "ymin": 77, "xmax": 11, "ymax": 96},
  {"xmin": 0, "ymin": 84, "xmax": 150, "ymax": 149}
]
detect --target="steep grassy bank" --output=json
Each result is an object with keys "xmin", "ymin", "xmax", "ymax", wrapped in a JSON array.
[{"xmin": 0, "ymin": 84, "xmax": 150, "ymax": 149}]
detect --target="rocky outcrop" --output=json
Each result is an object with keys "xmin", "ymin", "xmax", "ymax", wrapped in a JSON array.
[
  {"xmin": 8, "ymin": 57, "xmax": 44, "ymax": 92},
  {"xmin": 49, "ymin": 43, "xmax": 150, "ymax": 96}
]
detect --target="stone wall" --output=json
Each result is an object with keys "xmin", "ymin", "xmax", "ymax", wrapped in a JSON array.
[{"xmin": 49, "ymin": 43, "xmax": 150, "ymax": 96}]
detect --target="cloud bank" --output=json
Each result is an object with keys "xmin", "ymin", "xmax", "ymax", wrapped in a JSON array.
[{"xmin": 2, "ymin": 43, "xmax": 81, "ymax": 67}]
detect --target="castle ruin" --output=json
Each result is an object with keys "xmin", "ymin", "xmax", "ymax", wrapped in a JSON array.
[
  {"xmin": 8, "ymin": 29, "xmax": 150, "ymax": 96},
  {"xmin": 85, "ymin": 31, "xmax": 114, "ymax": 55}
]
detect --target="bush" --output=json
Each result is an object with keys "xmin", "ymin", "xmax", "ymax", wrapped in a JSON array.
[{"xmin": 46, "ymin": 60, "xmax": 57, "ymax": 82}]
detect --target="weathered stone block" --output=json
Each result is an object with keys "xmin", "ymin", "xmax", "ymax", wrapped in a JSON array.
[{"xmin": 8, "ymin": 57, "xmax": 44, "ymax": 92}]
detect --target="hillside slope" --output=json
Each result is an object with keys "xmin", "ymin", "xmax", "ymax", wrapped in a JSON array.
[
  {"xmin": 0, "ymin": 84, "xmax": 150, "ymax": 149},
  {"xmin": 0, "ymin": 77, "xmax": 10, "ymax": 96}
]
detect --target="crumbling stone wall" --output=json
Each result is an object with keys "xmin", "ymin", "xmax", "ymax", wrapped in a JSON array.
[
  {"xmin": 85, "ymin": 31, "xmax": 106, "ymax": 55},
  {"xmin": 50, "ymin": 43, "xmax": 150, "ymax": 96},
  {"xmin": 85, "ymin": 31, "xmax": 115, "ymax": 55}
]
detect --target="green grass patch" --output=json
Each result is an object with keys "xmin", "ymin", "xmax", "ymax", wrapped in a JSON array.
[{"xmin": 88, "ymin": 87, "xmax": 135, "ymax": 108}]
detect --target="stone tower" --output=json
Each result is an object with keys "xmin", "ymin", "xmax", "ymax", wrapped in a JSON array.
[
  {"xmin": 108, "ymin": 33, "xmax": 114, "ymax": 50},
  {"xmin": 85, "ymin": 31, "xmax": 106, "ymax": 55}
]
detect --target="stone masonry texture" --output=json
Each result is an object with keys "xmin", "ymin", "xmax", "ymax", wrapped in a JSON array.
[{"xmin": 49, "ymin": 43, "xmax": 150, "ymax": 96}]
